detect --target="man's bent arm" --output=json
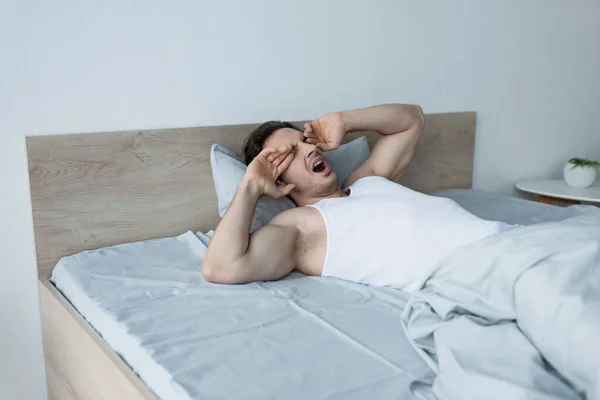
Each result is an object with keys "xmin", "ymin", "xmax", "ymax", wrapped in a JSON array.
[
  {"xmin": 344, "ymin": 104, "xmax": 423, "ymax": 136},
  {"xmin": 343, "ymin": 104, "xmax": 424, "ymax": 185},
  {"xmin": 202, "ymin": 146, "xmax": 298, "ymax": 284},
  {"xmin": 203, "ymin": 180, "xmax": 260, "ymax": 278}
]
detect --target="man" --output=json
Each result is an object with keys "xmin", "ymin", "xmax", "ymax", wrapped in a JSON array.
[{"xmin": 202, "ymin": 104, "xmax": 510, "ymax": 292}]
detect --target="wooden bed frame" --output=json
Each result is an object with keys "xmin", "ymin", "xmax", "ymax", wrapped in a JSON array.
[{"xmin": 27, "ymin": 112, "xmax": 476, "ymax": 400}]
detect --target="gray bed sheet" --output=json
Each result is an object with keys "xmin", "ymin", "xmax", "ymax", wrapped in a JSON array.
[
  {"xmin": 434, "ymin": 188, "xmax": 597, "ymax": 225},
  {"xmin": 50, "ymin": 190, "xmax": 597, "ymax": 400}
]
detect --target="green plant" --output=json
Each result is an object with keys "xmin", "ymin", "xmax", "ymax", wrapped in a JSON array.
[{"xmin": 568, "ymin": 157, "xmax": 600, "ymax": 169}]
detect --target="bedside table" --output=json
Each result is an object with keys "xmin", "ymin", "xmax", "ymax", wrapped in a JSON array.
[{"xmin": 516, "ymin": 179, "xmax": 600, "ymax": 205}]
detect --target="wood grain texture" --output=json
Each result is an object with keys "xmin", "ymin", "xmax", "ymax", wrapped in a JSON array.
[
  {"xmin": 538, "ymin": 195, "xmax": 580, "ymax": 205},
  {"xmin": 397, "ymin": 112, "xmax": 475, "ymax": 193},
  {"xmin": 27, "ymin": 112, "xmax": 475, "ymax": 279},
  {"xmin": 39, "ymin": 279, "xmax": 157, "ymax": 400}
]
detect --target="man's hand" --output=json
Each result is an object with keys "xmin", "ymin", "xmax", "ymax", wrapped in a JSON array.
[
  {"xmin": 243, "ymin": 145, "xmax": 296, "ymax": 198},
  {"xmin": 303, "ymin": 112, "xmax": 347, "ymax": 151}
]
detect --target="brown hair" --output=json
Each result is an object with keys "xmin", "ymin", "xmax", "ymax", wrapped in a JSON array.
[{"xmin": 242, "ymin": 121, "xmax": 302, "ymax": 165}]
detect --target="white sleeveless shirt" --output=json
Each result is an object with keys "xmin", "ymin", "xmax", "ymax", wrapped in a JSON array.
[{"xmin": 307, "ymin": 176, "xmax": 512, "ymax": 293}]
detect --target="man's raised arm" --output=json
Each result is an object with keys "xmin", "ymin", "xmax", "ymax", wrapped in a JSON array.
[
  {"xmin": 202, "ymin": 145, "xmax": 299, "ymax": 284},
  {"xmin": 304, "ymin": 103, "xmax": 424, "ymax": 186}
]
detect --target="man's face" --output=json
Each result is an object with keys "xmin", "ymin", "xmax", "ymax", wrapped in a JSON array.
[{"xmin": 264, "ymin": 128, "xmax": 338, "ymax": 202}]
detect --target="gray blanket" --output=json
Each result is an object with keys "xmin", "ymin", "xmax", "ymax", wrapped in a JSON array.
[{"xmin": 402, "ymin": 214, "xmax": 600, "ymax": 400}]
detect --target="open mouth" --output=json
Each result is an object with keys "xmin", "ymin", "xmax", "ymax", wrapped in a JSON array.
[
  {"xmin": 310, "ymin": 156, "xmax": 330, "ymax": 174},
  {"xmin": 313, "ymin": 160, "xmax": 326, "ymax": 173}
]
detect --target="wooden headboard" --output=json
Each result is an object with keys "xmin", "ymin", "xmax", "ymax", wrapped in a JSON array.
[{"xmin": 27, "ymin": 112, "xmax": 475, "ymax": 279}]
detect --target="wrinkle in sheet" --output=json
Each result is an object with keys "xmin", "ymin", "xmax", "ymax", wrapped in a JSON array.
[
  {"xmin": 404, "ymin": 215, "xmax": 600, "ymax": 400},
  {"xmin": 144, "ymin": 311, "xmax": 299, "ymax": 350},
  {"xmin": 284, "ymin": 296, "xmax": 420, "ymax": 381},
  {"xmin": 313, "ymin": 373, "xmax": 404, "ymax": 400}
]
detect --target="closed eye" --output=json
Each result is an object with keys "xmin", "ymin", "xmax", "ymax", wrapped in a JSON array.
[{"xmin": 292, "ymin": 137, "xmax": 306, "ymax": 154}]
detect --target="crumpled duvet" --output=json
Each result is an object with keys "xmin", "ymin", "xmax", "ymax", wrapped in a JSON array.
[{"xmin": 402, "ymin": 214, "xmax": 600, "ymax": 400}]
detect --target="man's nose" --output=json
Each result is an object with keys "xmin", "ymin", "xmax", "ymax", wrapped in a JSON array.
[{"xmin": 299, "ymin": 140, "xmax": 318, "ymax": 155}]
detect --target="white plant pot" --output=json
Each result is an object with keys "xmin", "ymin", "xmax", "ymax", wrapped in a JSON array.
[{"xmin": 563, "ymin": 163, "xmax": 597, "ymax": 188}]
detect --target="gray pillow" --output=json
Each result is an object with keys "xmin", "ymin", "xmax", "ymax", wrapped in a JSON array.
[{"xmin": 210, "ymin": 136, "xmax": 370, "ymax": 232}]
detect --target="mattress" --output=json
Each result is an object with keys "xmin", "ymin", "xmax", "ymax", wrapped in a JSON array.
[
  {"xmin": 51, "ymin": 233, "xmax": 434, "ymax": 400},
  {"xmin": 50, "ymin": 190, "xmax": 598, "ymax": 400}
]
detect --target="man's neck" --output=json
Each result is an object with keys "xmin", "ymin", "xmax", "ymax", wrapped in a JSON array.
[{"xmin": 295, "ymin": 187, "xmax": 347, "ymax": 207}]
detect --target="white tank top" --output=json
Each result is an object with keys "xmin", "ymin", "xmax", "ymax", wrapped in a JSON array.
[{"xmin": 307, "ymin": 176, "xmax": 512, "ymax": 293}]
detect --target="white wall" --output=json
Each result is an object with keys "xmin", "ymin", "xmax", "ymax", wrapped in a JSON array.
[{"xmin": 1, "ymin": 1, "xmax": 599, "ymax": 398}]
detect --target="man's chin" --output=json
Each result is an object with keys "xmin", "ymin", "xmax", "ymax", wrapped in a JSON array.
[{"xmin": 317, "ymin": 173, "xmax": 339, "ymax": 190}]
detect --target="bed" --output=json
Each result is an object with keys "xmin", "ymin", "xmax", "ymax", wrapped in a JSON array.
[{"xmin": 27, "ymin": 112, "xmax": 577, "ymax": 399}]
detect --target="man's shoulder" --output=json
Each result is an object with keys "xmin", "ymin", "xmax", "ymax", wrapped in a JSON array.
[
  {"xmin": 271, "ymin": 205, "xmax": 315, "ymax": 222},
  {"xmin": 269, "ymin": 206, "xmax": 320, "ymax": 229}
]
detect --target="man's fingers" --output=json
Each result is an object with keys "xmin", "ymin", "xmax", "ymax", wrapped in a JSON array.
[
  {"xmin": 260, "ymin": 147, "xmax": 277, "ymax": 157},
  {"xmin": 272, "ymin": 148, "xmax": 292, "ymax": 164},
  {"xmin": 304, "ymin": 123, "xmax": 315, "ymax": 136},
  {"xmin": 279, "ymin": 183, "xmax": 296, "ymax": 196},
  {"xmin": 306, "ymin": 138, "xmax": 319, "ymax": 145},
  {"xmin": 266, "ymin": 145, "xmax": 292, "ymax": 161},
  {"xmin": 267, "ymin": 151, "xmax": 280, "ymax": 162},
  {"xmin": 276, "ymin": 145, "xmax": 293, "ymax": 156},
  {"xmin": 276, "ymin": 152, "xmax": 295, "ymax": 175}
]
